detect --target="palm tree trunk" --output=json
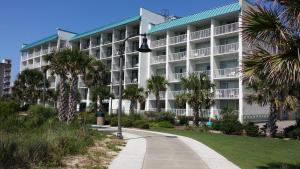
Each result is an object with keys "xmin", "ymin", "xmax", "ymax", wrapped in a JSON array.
[
  {"xmin": 58, "ymin": 77, "xmax": 68, "ymax": 122},
  {"xmin": 266, "ymin": 103, "xmax": 278, "ymax": 137},
  {"xmin": 129, "ymin": 100, "xmax": 135, "ymax": 113},
  {"xmin": 67, "ymin": 74, "xmax": 78, "ymax": 124},
  {"xmin": 193, "ymin": 107, "xmax": 200, "ymax": 127},
  {"xmin": 156, "ymin": 92, "xmax": 161, "ymax": 112}
]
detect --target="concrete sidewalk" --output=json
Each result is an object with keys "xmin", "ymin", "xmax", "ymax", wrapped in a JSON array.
[{"xmin": 100, "ymin": 127, "xmax": 240, "ymax": 169}]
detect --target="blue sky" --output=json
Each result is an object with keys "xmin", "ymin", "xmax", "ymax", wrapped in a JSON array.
[{"xmin": 0, "ymin": 0, "xmax": 237, "ymax": 81}]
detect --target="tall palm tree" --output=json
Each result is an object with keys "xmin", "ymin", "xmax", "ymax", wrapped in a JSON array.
[
  {"xmin": 243, "ymin": 0, "xmax": 300, "ymax": 128},
  {"xmin": 123, "ymin": 84, "xmax": 145, "ymax": 113},
  {"xmin": 176, "ymin": 73, "xmax": 215, "ymax": 126},
  {"xmin": 12, "ymin": 69, "xmax": 46, "ymax": 105},
  {"xmin": 147, "ymin": 75, "xmax": 168, "ymax": 112},
  {"xmin": 44, "ymin": 50, "xmax": 69, "ymax": 121},
  {"xmin": 243, "ymin": 0, "xmax": 300, "ymax": 85},
  {"xmin": 245, "ymin": 75, "xmax": 297, "ymax": 137},
  {"xmin": 84, "ymin": 60, "xmax": 111, "ymax": 112},
  {"xmin": 65, "ymin": 49, "xmax": 93, "ymax": 123}
]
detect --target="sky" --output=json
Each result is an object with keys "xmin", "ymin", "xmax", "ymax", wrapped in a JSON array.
[{"xmin": 0, "ymin": 0, "xmax": 237, "ymax": 82}]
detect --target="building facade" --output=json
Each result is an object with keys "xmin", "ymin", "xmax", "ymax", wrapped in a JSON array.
[
  {"xmin": 20, "ymin": 1, "xmax": 269, "ymax": 122},
  {"xmin": 0, "ymin": 59, "xmax": 12, "ymax": 95}
]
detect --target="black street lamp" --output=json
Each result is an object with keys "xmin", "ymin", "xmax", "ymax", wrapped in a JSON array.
[{"xmin": 117, "ymin": 33, "xmax": 151, "ymax": 139}]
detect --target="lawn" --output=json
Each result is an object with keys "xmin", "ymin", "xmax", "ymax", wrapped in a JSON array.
[{"xmin": 151, "ymin": 127, "xmax": 300, "ymax": 169}]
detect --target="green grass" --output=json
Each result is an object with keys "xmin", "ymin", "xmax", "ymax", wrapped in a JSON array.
[{"xmin": 151, "ymin": 127, "xmax": 300, "ymax": 169}]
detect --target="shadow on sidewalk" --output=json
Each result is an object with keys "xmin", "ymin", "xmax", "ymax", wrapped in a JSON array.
[{"xmin": 257, "ymin": 163, "xmax": 300, "ymax": 169}]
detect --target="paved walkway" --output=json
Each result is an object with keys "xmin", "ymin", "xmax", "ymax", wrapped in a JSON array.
[
  {"xmin": 96, "ymin": 126, "xmax": 240, "ymax": 169},
  {"xmin": 125, "ymin": 129, "xmax": 209, "ymax": 169}
]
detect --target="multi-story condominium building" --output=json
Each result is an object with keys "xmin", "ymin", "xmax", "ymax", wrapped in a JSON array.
[
  {"xmin": 0, "ymin": 59, "xmax": 12, "ymax": 95},
  {"xmin": 20, "ymin": 1, "xmax": 269, "ymax": 122}
]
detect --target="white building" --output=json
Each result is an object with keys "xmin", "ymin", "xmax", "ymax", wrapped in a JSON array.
[
  {"xmin": 20, "ymin": 1, "xmax": 269, "ymax": 122},
  {"xmin": 0, "ymin": 59, "xmax": 12, "ymax": 95}
]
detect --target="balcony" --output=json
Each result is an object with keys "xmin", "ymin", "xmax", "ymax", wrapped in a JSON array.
[
  {"xmin": 151, "ymin": 55, "xmax": 166, "ymax": 65},
  {"xmin": 102, "ymin": 39, "xmax": 112, "ymax": 45},
  {"xmin": 170, "ymin": 73, "xmax": 186, "ymax": 81},
  {"xmin": 171, "ymin": 109, "xmax": 186, "ymax": 116},
  {"xmin": 125, "ymin": 77, "xmax": 138, "ymax": 84},
  {"xmin": 149, "ymin": 91, "xmax": 165, "ymax": 100},
  {"xmin": 151, "ymin": 38, "xmax": 166, "ymax": 48},
  {"xmin": 194, "ymin": 70, "xmax": 211, "ymax": 78},
  {"xmin": 169, "ymin": 51, "xmax": 186, "ymax": 62},
  {"xmin": 214, "ymin": 43, "xmax": 239, "ymax": 55},
  {"xmin": 21, "ymin": 55, "xmax": 27, "ymax": 61},
  {"xmin": 169, "ymin": 34, "xmax": 187, "ymax": 45},
  {"xmin": 168, "ymin": 90, "xmax": 184, "ymax": 100},
  {"xmin": 112, "ymin": 79, "xmax": 124, "ymax": 86},
  {"xmin": 28, "ymin": 53, "xmax": 34, "ymax": 58},
  {"xmin": 101, "ymin": 52, "xmax": 112, "ymax": 58},
  {"xmin": 91, "ymin": 41, "xmax": 101, "ymax": 47},
  {"xmin": 112, "ymin": 64, "xmax": 123, "ymax": 71},
  {"xmin": 215, "ymin": 88, "xmax": 239, "ymax": 99},
  {"xmin": 35, "ymin": 51, "xmax": 41, "ymax": 56},
  {"xmin": 127, "ymin": 30, "xmax": 139, "ymax": 37},
  {"xmin": 190, "ymin": 47, "xmax": 210, "ymax": 59},
  {"xmin": 49, "ymin": 47, "xmax": 56, "ymax": 53},
  {"xmin": 126, "ymin": 47, "xmax": 138, "ymax": 53},
  {"xmin": 190, "ymin": 28, "xmax": 211, "ymax": 40},
  {"xmin": 214, "ymin": 22, "xmax": 239, "ymax": 36},
  {"xmin": 214, "ymin": 67, "xmax": 239, "ymax": 79},
  {"xmin": 126, "ymin": 62, "xmax": 139, "ymax": 69},
  {"xmin": 42, "ymin": 49, "xmax": 48, "ymax": 55},
  {"xmin": 187, "ymin": 109, "xmax": 211, "ymax": 117}
]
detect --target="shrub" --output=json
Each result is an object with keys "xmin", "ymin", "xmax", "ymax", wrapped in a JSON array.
[
  {"xmin": 27, "ymin": 139, "xmax": 51, "ymax": 163},
  {"xmin": 244, "ymin": 122, "xmax": 259, "ymax": 137},
  {"xmin": 110, "ymin": 116, "xmax": 118, "ymax": 127},
  {"xmin": 122, "ymin": 117, "xmax": 133, "ymax": 127},
  {"xmin": 157, "ymin": 121, "xmax": 174, "ymax": 128},
  {"xmin": 178, "ymin": 116, "xmax": 193, "ymax": 126},
  {"xmin": 25, "ymin": 105, "xmax": 56, "ymax": 128},
  {"xmin": 217, "ymin": 113, "xmax": 243, "ymax": 135},
  {"xmin": 284, "ymin": 125, "xmax": 300, "ymax": 139},
  {"xmin": 0, "ymin": 101, "xmax": 20, "ymax": 119},
  {"xmin": 211, "ymin": 120, "xmax": 221, "ymax": 130},
  {"xmin": 156, "ymin": 112, "xmax": 175, "ymax": 124},
  {"xmin": 132, "ymin": 120, "xmax": 150, "ymax": 129}
]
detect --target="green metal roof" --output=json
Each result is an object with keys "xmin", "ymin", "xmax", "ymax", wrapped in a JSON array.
[
  {"xmin": 70, "ymin": 15, "xmax": 141, "ymax": 41},
  {"xmin": 148, "ymin": 2, "xmax": 241, "ymax": 33},
  {"xmin": 21, "ymin": 34, "xmax": 58, "ymax": 51}
]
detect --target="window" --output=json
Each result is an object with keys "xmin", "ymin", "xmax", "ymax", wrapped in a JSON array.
[
  {"xmin": 195, "ymin": 63, "xmax": 210, "ymax": 71},
  {"xmin": 220, "ymin": 60, "xmax": 238, "ymax": 69}
]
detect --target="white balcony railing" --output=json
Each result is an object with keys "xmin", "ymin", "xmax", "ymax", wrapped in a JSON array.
[
  {"xmin": 190, "ymin": 28, "xmax": 211, "ymax": 40},
  {"xmin": 21, "ymin": 55, "xmax": 27, "ymax": 61},
  {"xmin": 168, "ymin": 90, "xmax": 184, "ymax": 99},
  {"xmin": 194, "ymin": 70, "xmax": 211, "ymax": 78},
  {"xmin": 169, "ymin": 34, "xmax": 187, "ymax": 44},
  {"xmin": 187, "ymin": 109, "xmax": 211, "ymax": 117},
  {"xmin": 151, "ymin": 55, "xmax": 166, "ymax": 64},
  {"xmin": 190, "ymin": 47, "xmax": 210, "ymax": 58},
  {"xmin": 125, "ymin": 77, "xmax": 138, "ymax": 84},
  {"xmin": 35, "ymin": 51, "xmax": 41, "ymax": 56},
  {"xmin": 215, "ymin": 88, "xmax": 239, "ymax": 99},
  {"xmin": 170, "ymin": 73, "xmax": 186, "ymax": 81},
  {"xmin": 126, "ymin": 62, "xmax": 139, "ymax": 68},
  {"xmin": 171, "ymin": 109, "xmax": 186, "ymax": 116},
  {"xmin": 214, "ymin": 67, "xmax": 239, "ymax": 78},
  {"xmin": 42, "ymin": 49, "xmax": 48, "ymax": 54},
  {"xmin": 214, "ymin": 43, "xmax": 239, "ymax": 55},
  {"xmin": 169, "ymin": 51, "xmax": 186, "ymax": 61},
  {"xmin": 126, "ymin": 47, "xmax": 138, "ymax": 53},
  {"xmin": 148, "ymin": 108, "xmax": 166, "ymax": 112},
  {"xmin": 151, "ymin": 38, "xmax": 166, "ymax": 48},
  {"xmin": 214, "ymin": 22, "xmax": 239, "ymax": 35},
  {"xmin": 149, "ymin": 91, "xmax": 166, "ymax": 100},
  {"xmin": 28, "ymin": 53, "xmax": 34, "ymax": 58}
]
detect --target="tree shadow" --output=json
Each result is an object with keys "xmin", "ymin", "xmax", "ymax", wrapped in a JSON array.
[{"xmin": 257, "ymin": 163, "xmax": 300, "ymax": 169}]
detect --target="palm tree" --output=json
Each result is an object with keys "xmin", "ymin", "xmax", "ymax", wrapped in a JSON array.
[
  {"xmin": 243, "ymin": 0, "xmax": 300, "ymax": 130},
  {"xmin": 245, "ymin": 75, "xmax": 297, "ymax": 137},
  {"xmin": 65, "ymin": 49, "xmax": 93, "ymax": 123},
  {"xmin": 243, "ymin": 0, "xmax": 300, "ymax": 86},
  {"xmin": 147, "ymin": 75, "xmax": 168, "ymax": 112},
  {"xmin": 12, "ymin": 69, "xmax": 46, "ymax": 105},
  {"xmin": 44, "ymin": 50, "xmax": 69, "ymax": 121},
  {"xmin": 123, "ymin": 84, "xmax": 145, "ymax": 113},
  {"xmin": 176, "ymin": 73, "xmax": 214, "ymax": 126},
  {"xmin": 84, "ymin": 60, "xmax": 111, "ymax": 112}
]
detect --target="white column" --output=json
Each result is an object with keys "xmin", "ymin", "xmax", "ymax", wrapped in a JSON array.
[
  {"xmin": 165, "ymin": 30, "xmax": 170, "ymax": 111},
  {"xmin": 238, "ymin": 13, "xmax": 244, "ymax": 123},
  {"xmin": 186, "ymin": 25, "xmax": 191, "ymax": 116},
  {"xmin": 210, "ymin": 19, "xmax": 217, "ymax": 118}
]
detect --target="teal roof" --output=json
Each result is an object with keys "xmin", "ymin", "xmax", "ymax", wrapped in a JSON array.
[
  {"xmin": 70, "ymin": 15, "xmax": 141, "ymax": 41},
  {"xmin": 21, "ymin": 34, "xmax": 58, "ymax": 51},
  {"xmin": 148, "ymin": 2, "xmax": 241, "ymax": 33}
]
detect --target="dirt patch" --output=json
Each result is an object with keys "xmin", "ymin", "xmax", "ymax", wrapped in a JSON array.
[{"xmin": 60, "ymin": 135, "xmax": 126, "ymax": 169}]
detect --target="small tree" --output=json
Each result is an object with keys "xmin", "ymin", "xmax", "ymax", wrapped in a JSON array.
[
  {"xmin": 12, "ymin": 69, "xmax": 47, "ymax": 105},
  {"xmin": 123, "ymin": 84, "xmax": 145, "ymax": 113},
  {"xmin": 147, "ymin": 75, "xmax": 168, "ymax": 112},
  {"xmin": 176, "ymin": 73, "xmax": 214, "ymax": 126}
]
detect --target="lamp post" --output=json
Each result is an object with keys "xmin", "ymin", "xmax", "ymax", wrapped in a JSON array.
[{"xmin": 116, "ymin": 33, "xmax": 151, "ymax": 139}]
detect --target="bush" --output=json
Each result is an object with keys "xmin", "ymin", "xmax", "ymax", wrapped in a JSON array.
[
  {"xmin": 157, "ymin": 121, "xmax": 174, "ymax": 128},
  {"xmin": 132, "ymin": 120, "xmax": 150, "ymax": 129},
  {"xmin": 178, "ymin": 116, "xmax": 193, "ymax": 126},
  {"xmin": 110, "ymin": 116, "xmax": 118, "ymax": 127},
  {"xmin": 284, "ymin": 125, "xmax": 300, "ymax": 139},
  {"xmin": 0, "ymin": 101, "xmax": 20, "ymax": 119},
  {"xmin": 217, "ymin": 113, "xmax": 243, "ymax": 135},
  {"xmin": 156, "ymin": 112, "xmax": 175, "ymax": 124},
  {"xmin": 244, "ymin": 122, "xmax": 259, "ymax": 137},
  {"xmin": 24, "ymin": 105, "xmax": 56, "ymax": 128},
  {"xmin": 122, "ymin": 117, "xmax": 133, "ymax": 127}
]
